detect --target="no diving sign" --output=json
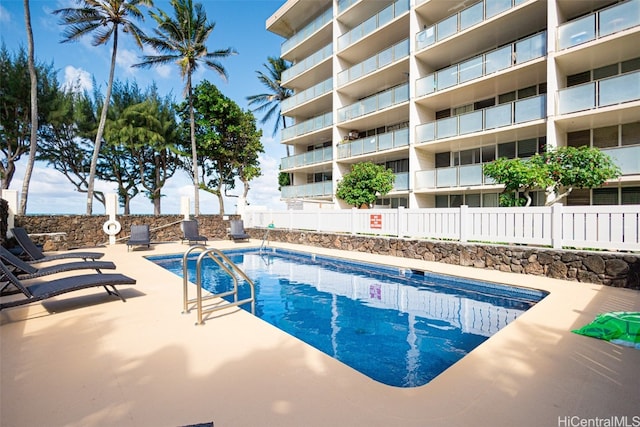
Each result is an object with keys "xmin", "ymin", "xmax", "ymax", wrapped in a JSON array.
[{"xmin": 370, "ymin": 214, "xmax": 382, "ymax": 229}]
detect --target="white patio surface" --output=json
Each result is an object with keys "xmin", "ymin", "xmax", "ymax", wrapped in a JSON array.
[{"xmin": 2, "ymin": 239, "xmax": 639, "ymax": 427}]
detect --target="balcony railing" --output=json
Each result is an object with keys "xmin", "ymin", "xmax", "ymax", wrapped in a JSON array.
[
  {"xmin": 337, "ymin": 128, "xmax": 409, "ymax": 158},
  {"xmin": 338, "ymin": 83, "xmax": 409, "ymax": 123},
  {"xmin": 557, "ymin": 71, "xmax": 640, "ymax": 115},
  {"xmin": 282, "ymin": 112, "xmax": 333, "ymax": 142},
  {"xmin": 393, "ymin": 172, "xmax": 409, "ymax": 191},
  {"xmin": 601, "ymin": 145, "xmax": 640, "ymax": 175},
  {"xmin": 281, "ymin": 181, "xmax": 333, "ymax": 199},
  {"xmin": 338, "ymin": 39, "xmax": 409, "ymax": 87},
  {"xmin": 557, "ymin": 0, "xmax": 640, "ymax": 50},
  {"xmin": 415, "ymin": 165, "xmax": 496, "ymax": 189},
  {"xmin": 281, "ymin": 78, "xmax": 333, "ymax": 112},
  {"xmin": 281, "ymin": 147, "xmax": 333, "ymax": 170},
  {"xmin": 416, "ymin": 94, "xmax": 546, "ymax": 144},
  {"xmin": 282, "ymin": 43, "xmax": 333, "ymax": 83},
  {"xmin": 338, "ymin": 0, "xmax": 409, "ymax": 51},
  {"xmin": 416, "ymin": 32, "xmax": 545, "ymax": 97},
  {"xmin": 416, "ymin": 0, "xmax": 528, "ymax": 51},
  {"xmin": 281, "ymin": 8, "xmax": 333, "ymax": 55}
]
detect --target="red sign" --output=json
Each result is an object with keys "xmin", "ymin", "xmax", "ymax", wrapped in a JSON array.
[{"xmin": 370, "ymin": 214, "xmax": 382, "ymax": 229}]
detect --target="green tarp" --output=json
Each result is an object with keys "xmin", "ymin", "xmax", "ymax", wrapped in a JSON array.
[{"xmin": 573, "ymin": 312, "xmax": 640, "ymax": 349}]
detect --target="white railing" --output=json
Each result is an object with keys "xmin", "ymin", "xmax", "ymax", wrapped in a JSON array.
[{"xmin": 244, "ymin": 204, "xmax": 640, "ymax": 252}]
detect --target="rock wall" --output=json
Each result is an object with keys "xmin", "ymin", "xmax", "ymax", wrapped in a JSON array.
[
  {"xmin": 11, "ymin": 215, "xmax": 237, "ymax": 251},
  {"xmin": 249, "ymin": 229, "xmax": 640, "ymax": 290},
  {"xmin": 7, "ymin": 216, "xmax": 639, "ymax": 290}
]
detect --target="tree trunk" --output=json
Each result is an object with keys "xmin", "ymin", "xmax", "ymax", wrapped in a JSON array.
[
  {"xmin": 188, "ymin": 74, "xmax": 200, "ymax": 216},
  {"xmin": 19, "ymin": 0, "xmax": 38, "ymax": 215},
  {"xmin": 86, "ymin": 28, "xmax": 119, "ymax": 215}
]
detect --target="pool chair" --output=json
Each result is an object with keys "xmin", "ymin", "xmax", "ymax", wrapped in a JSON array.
[
  {"xmin": 229, "ymin": 220, "xmax": 250, "ymax": 242},
  {"xmin": 0, "ymin": 262, "xmax": 136, "ymax": 311},
  {"xmin": 0, "ymin": 246, "xmax": 116, "ymax": 283},
  {"xmin": 11, "ymin": 227, "xmax": 104, "ymax": 262},
  {"xmin": 127, "ymin": 225, "xmax": 151, "ymax": 251},
  {"xmin": 181, "ymin": 220, "xmax": 208, "ymax": 245}
]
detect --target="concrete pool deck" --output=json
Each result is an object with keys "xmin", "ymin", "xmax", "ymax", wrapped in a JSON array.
[{"xmin": 1, "ymin": 239, "xmax": 639, "ymax": 427}]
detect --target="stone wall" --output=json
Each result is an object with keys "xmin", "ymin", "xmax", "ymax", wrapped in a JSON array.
[
  {"xmin": 249, "ymin": 229, "xmax": 640, "ymax": 290},
  {"xmin": 6, "ymin": 216, "xmax": 639, "ymax": 290},
  {"xmin": 11, "ymin": 215, "xmax": 237, "ymax": 251}
]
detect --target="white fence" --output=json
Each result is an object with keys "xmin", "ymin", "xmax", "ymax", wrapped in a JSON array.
[{"xmin": 244, "ymin": 205, "xmax": 640, "ymax": 252}]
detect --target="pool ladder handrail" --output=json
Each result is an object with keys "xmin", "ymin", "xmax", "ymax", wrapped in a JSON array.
[
  {"xmin": 182, "ymin": 245, "xmax": 256, "ymax": 325},
  {"xmin": 259, "ymin": 223, "xmax": 275, "ymax": 253}
]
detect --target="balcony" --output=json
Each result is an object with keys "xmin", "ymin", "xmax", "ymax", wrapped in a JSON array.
[
  {"xmin": 338, "ymin": 39, "xmax": 409, "ymax": 87},
  {"xmin": 281, "ymin": 147, "xmax": 333, "ymax": 171},
  {"xmin": 281, "ymin": 181, "xmax": 333, "ymax": 199},
  {"xmin": 281, "ymin": 78, "xmax": 333, "ymax": 114},
  {"xmin": 281, "ymin": 8, "xmax": 332, "ymax": 57},
  {"xmin": 415, "ymin": 0, "xmax": 529, "ymax": 51},
  {"xmin": 337, "ymin": 0, "xmax": 409, "ymax": 51},
  {"xmin": 392, "ymin": 172, "xmax": 409, "ymax": 191},
  {"xmin": 557, "ymin": 0, "xmax": 640, "ymax": 50},
  {"xmin": 557, "ymin": 71, "xmax": 640, "ymax": 115},
  {"xmin": 338, "ymin": 83, "xmax": 409, "ymax": 123},
  {"xmin": 602, "ymin": 145, "xmax": 640, "ymax": 176},
  {"xmin": 282, "ymin": 112, "xmax": 333, "ymax": 143},
  {"xmin": 282, "ymin": 43, "xmax": 333, "ymax": 84},
  {"xmin": 337, "ymin": 128, "xmax": 409, "ymax": 159},
  {"xmin": 416, "ymin": 32, "xmax": 545, "ymax": 97},
  {"xmin": 416, "ymin": 94, "xmax": 546, "ymax": 144},
  {"xmin": 415, "ymin": 165, "xmax": 496, "ymax": 190}
]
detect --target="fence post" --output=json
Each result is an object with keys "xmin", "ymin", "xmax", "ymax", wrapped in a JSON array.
[
  {"xmin": 551, "ymin": 203, "xmax": 563, "ymax": 249},
  {"xmin": 459, "ymin": 205, "xmax": 468, "ymax": 243},
  {"xmin": 351, "ymin": 207, "xmax": 357, "ymax": 235},
  {"xmin": 397, "ymin": 206, "xmax": 404, "ymax": 238}
]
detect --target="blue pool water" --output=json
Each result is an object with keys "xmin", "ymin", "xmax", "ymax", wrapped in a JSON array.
[{"xmin": 149, "ymin": 249, "xmax": 546, "ymax": 387}]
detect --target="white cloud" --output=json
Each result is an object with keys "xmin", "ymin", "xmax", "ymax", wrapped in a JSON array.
[
  {"xmin": 246, "ymin": 154, "xmax": 286, "ymax": 211},
  {"xmin": 116, "ymin": 48, "xmax": 139, "ymax": 75},
  {"xmin": 61, "ymin": 65, "xmax": 93, "ymax": 93},
  {"xmin": 0, "ymin": 5, "xmax": 10, "ymax": 23}
]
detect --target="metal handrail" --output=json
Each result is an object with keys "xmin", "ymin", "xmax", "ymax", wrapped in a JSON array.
[{"xmin": 182, "ymin": 245, "xmax": 255, "ymax": 325}]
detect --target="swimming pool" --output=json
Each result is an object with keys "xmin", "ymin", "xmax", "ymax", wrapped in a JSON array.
[{"xmin": 149, "ymin": 248, "xmax": 546, "ymax": 387}]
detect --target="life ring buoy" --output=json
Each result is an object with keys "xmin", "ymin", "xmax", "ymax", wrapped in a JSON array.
[{"xmin": 103, "ymin": 219, "xmax": 122, "ymax": 235}]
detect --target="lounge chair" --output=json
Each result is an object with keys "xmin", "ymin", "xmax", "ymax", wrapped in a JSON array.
[
  {"xmin": 0, "ymin": 246, "xmax": 116, "ymax": 283},
  {"xmin": 127, "ymin": 225, "xmax": 151, "ymax": 251},
  {"xmin": 11, "ymin": 227, "xmax": 104, "ymax": 262},
  {"xmin": 229, "ymin": 220, "xmax": 250, "ymax": 242},
  {"xmin": 0, "ymin": 262, "xmax": 136, "ymax": 311},
  {"xmin": 181, "ymin": 220, "xmax": 207, "ymax": 245}
]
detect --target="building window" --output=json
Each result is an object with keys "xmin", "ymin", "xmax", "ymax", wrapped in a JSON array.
[
  {"xmin": 517, "ymin": 138, "xmax": 538, "ymax": 158},
  {"xmin": 566, "ymin": 189, "xmax": 590, "ymax": 206},
  {"xmin": 567, "ymin": 130, "xmax": 590, "ymax": 147},
  {"xmin": 435, "ymin": 152, "xmax": 451, "ymax": 168},
  {"xmin": 593, "ymin": 126, "xmax": 618, "ymax": 148},
  {"xmin": 482, "ymin": 193, "xmax": 499, "ymax": 207},
  {"xmin": 621, "ymin": 123, "xmax": 640, "ymax": 146},
  {"xmin": 622, "ymin": 187, "xmax": 640, "ymax": 204},
  {"xmin": 435, "ymin": 195, "xmax": 449, "ymax": 207},
  {"xmin": 593, "ymin": 188, "xmax": 618, "ymax": 205},
  {"xmin": 498, "ymin": 141, "xmax": 516, "ymax": 159}
]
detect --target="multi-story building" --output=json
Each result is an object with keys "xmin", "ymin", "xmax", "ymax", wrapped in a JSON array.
[{"xmin": 267, "ymin": 0, "xmax": 640, "ymax": 209}]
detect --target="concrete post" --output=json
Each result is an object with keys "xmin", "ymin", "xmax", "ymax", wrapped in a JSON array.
[{"xmin": 102, "ymin": 193, "xmax": 121, "ymax": 245}]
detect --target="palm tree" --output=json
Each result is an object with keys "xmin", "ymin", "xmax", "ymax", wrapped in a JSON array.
[
  {"xmin": 247, "ymin": 56, "xmax": 292, "ymax": 155},
  {"xmin": 133, "ymin": 0, "xmax": 235, "ymax": 216},
  {"xmin": 19, "ymin": 0, "xmax": 37, "ymax": 215},
  {"xmin": 54, "ymin": 0, "xmax": 152, "ymax": 215}
]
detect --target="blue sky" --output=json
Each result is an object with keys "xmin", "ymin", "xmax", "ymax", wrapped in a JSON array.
[{"xmin": 0, "ymin": 0, "xmax": 288, "ymax": 214}]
